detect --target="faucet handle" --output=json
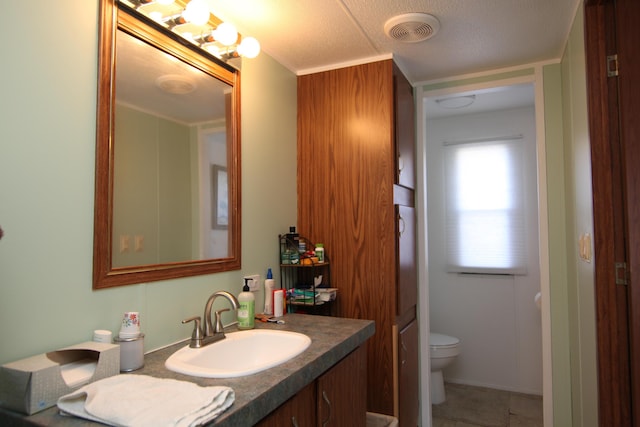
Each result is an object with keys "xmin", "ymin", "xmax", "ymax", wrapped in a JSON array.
[
  {"xmin": 214, "ymin": 309, "xmax": 230, "ymax": 334},
  {"xmin": 182, "ymin": 316, "xmax": 204, "ymax": 348}
]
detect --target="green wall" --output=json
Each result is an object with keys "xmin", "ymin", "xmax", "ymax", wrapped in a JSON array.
[
  {"xmin": 113, "ymin": 104, "xmax": 194, "ymax": 267},
  {"xmin": 561, "ymin": 2, "xmax": 599, "ymax": 425},
  {"xmin": 540, "ymin": 4, "xmax": 598, "ymax": 425},
  {"xmin": 0, "ymin": 1, "xmax": 297, "ymax": 364},
  {"xmin": 543, "ymin": 62, "xmax": 574, "ymax": 427}
]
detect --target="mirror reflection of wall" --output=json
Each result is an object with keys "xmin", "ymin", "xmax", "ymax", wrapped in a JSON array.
[
  {"xmin": 111, "ymin": 28, "xmax": 231, "ymax": 269},
  {"xmin": 199, "ymin": 127, "xmax": 229, "ymax": 260}
]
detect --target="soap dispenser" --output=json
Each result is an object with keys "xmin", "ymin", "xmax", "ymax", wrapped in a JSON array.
[{"xmin": 238, "ymin": 278, "xmax": 255, "ymax": 330}]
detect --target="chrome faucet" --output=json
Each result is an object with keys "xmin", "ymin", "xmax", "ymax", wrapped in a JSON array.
[{"xmin": 182, "ymin": 291, "xmax": 240, "ymax": 348}]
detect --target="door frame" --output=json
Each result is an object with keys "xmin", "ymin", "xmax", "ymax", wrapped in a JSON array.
[{"xmin": 415, "ymin": 70, "xmax": 553, "ymax": 426}]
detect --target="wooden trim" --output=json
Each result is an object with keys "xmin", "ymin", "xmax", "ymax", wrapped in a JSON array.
[
  {"xmin": 93, "ymin": 0, "xmax": 241, "ymax": 288},
  {"xmin": 392, "ymin": 323, "xmax": 399, "ymax": 418}
]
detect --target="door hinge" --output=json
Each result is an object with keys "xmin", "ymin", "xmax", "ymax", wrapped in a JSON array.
[
  {"xmin": 607, "ymin": 54, "xmax": 619, "ymax": 77},
  {"xmin": 615, "ymin": 262, "xmax": 628, "ymax": 285}
]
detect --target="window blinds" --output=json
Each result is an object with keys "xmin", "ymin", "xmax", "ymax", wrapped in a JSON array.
[{"xmin": 443, "ymin": 136, "xmax": 527, "ymax": 275}]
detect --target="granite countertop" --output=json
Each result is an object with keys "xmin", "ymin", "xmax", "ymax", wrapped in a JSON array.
[{"xmin": 1, "ymin": 314, "xmax": 375, "ymax": 426}]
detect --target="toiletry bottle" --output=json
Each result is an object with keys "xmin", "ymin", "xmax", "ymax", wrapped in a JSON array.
[
  {"xmin": 280, "ymin": 237, "xmax": 290, "ymax": 264},
  {"xmin": 238, "ymin": 278, "xmax": 255, "ymax": 329},
  {"xmin": 287, "ymin": 226, "xmax": 299, "ymax": 247},
  {"xmin": 264, "ymin": 268, "xmax": 275, "ymax": 315},
  {"xmin": 315, "ymin": 243, "xmax": 325, "ymax": 263},
  {"xmin": 287, "ymin": 227, "xmax": 300, "ymax": 264}
]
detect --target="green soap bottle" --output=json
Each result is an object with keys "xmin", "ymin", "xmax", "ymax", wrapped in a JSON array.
[{"xmin": 238, "ymin": 278, "xmax": 255, "ymax": 330}]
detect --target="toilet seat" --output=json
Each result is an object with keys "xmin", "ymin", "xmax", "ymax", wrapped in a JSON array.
[{"xmin": 430, "ymin": 333, "xmax": 459, "ymax": 348}]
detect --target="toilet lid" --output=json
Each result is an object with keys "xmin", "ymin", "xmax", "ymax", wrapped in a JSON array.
[{"xmin": 430, "ymin": 333, "xmax": 459, "ymax": 347}]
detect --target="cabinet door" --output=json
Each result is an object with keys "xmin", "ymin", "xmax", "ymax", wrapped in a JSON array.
[
  {"xmin": 256, "ymin": 382, "xmax": 316, "ymax": 427},
  {"xmin": 398, "ymin": 319, "xmax": 419, "ymax": 427},
  {"xmin": 394, "ymin": 63, "xmax": 416, "ymax": 190},
  {"xmin": 317, "ymin": 346, "xmax": 367, "ymax": 427},
  {"xmin": 397, "ymin": 205, "xmax": 417, "ymax": 315}
]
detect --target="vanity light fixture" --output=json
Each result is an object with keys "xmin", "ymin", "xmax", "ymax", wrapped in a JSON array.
[
  {"xmin": 120, "ymin": 0, "xmax": 261, "ymax": 63},
  {"xmin": 435, "ymin": 94, "xmax": 476, "ymax": 109}
]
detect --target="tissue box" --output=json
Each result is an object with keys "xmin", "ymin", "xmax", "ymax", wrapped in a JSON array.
[
  {"xmin": 317, "ymin": 287, "xmax": 337, "ymax": 302},
  {"xmin": 0, "ymin": 341, "xmax": 119, "ymax": 415}
]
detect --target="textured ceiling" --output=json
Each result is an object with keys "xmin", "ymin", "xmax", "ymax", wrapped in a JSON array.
[{"xmin": 206, "ymin": 0, "xmax": 580, "ymax": 83}]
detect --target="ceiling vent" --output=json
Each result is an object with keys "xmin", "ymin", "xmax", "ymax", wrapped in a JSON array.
[{"xmin": 384, "ymin": 13, "xmax": 440, "ymax": 43}]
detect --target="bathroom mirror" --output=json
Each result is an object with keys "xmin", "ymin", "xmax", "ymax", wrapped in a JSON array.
[{"xmin": 94, "ymin": 0, "xmax": 241, "ymax": 289}]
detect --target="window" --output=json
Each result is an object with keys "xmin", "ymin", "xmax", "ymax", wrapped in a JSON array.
[{"xmin": 443, "ymin": 137, "xmax": 527, "ymax": 275}]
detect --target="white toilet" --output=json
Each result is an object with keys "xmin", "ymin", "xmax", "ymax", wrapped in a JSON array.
[{"xmin": 429, "ymin": 332, "xmax": 460, "ymax": 405}]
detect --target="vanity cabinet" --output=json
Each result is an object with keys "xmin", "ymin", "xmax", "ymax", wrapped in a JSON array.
[
  {"xmin": 297, "ymin": 59, "xmax": 418, "ymax": 425},
  {"xmin": 255, "ymin": 382, "xmax": 316, "ymax": 427},
  {"xmin": 256, "ymin": 345, "xmax": 367, "ymax": 427}
]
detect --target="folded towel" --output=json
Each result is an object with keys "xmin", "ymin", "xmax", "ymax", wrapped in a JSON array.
[{"xmin": 57, "ymin": 374, "xmax": 234, "ymax": 427}]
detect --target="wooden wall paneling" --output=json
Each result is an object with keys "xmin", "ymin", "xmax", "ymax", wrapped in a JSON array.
[{"xmin": 297, "ymin": 60, "xmax": 399, "ymax": 415}]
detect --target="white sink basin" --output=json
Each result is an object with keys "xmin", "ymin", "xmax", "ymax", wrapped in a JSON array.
[{"xmin": 165, "ymin": 329, "xmax": 311, "ymax": 378}]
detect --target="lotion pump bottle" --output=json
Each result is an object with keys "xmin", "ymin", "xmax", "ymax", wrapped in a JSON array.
[
  {"xmin": 264, "ymin": 268, "xmax": 275, "ymax": 315},
  {"xmin": 238, "ymin": 278, "xmax": 255, "ymax": 330}
]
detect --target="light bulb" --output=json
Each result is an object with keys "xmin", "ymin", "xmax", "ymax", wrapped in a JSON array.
[
  {"xmin": 214, "ymin": 22, "xmax": 238, "ymax": 46},
  {"xmin": 183, "ymin": 0, "xmax": 210, "ymax": 26},
  {"xmin": 238, "ymin": 37, "xmax": 260, "ymax": 58}
]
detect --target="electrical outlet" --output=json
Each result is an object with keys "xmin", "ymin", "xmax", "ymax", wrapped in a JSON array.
[
  {"xmin": 119, "ymin": 235, "xmax": 130, "ymax": 253},
  {"xmin": 244, "ymin": 274, "xmax": 261, "ymax": 292},
  {"xmin": 134, "ymin": 235, "xmax": 144, "ymax": 252}
]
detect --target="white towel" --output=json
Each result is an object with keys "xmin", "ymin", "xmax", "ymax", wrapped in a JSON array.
[{"xmin": 57, "ymin": 375, "xmax": 234, "ymax": 427}]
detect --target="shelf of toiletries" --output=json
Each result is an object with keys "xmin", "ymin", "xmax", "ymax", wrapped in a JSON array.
[{"xmin": 279, "ymin": 229, "xmax": 336, "ymax": 316}]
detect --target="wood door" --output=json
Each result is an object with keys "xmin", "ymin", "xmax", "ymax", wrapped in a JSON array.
[
  {"xmin": 398, "ymin": 319, "xmax": 419, "ymax": 427},
  {"xmin": 255, "ymin": 382, "xmax": 316, "ymax": 427},
  {"xmin": 394, "ymin": 63, "xmax": 416, "ymax": 190},
  {"xmin": 317, "ymin": 346, "xmax": 367, "ymax": 427},
  {"xmin": 585, "ymin": 0, "xmax": 640, "ymax": 424},
  {"xmin": 615, "ymin": 0, "xmax": 640, "ymax": 419},
  {"xmin": 397, "ymin": 204, "xmax": 417, "ymax": 316}
]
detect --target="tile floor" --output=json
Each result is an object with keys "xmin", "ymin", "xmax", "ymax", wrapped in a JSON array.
[{"xmin": 431, "ymin": 383, "xmax": 543, "ymax": 427}]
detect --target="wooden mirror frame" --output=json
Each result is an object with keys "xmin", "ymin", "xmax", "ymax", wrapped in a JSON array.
[{"xmin": 93, "ymin": 0, "xmax": 241, "ymax": 289}]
